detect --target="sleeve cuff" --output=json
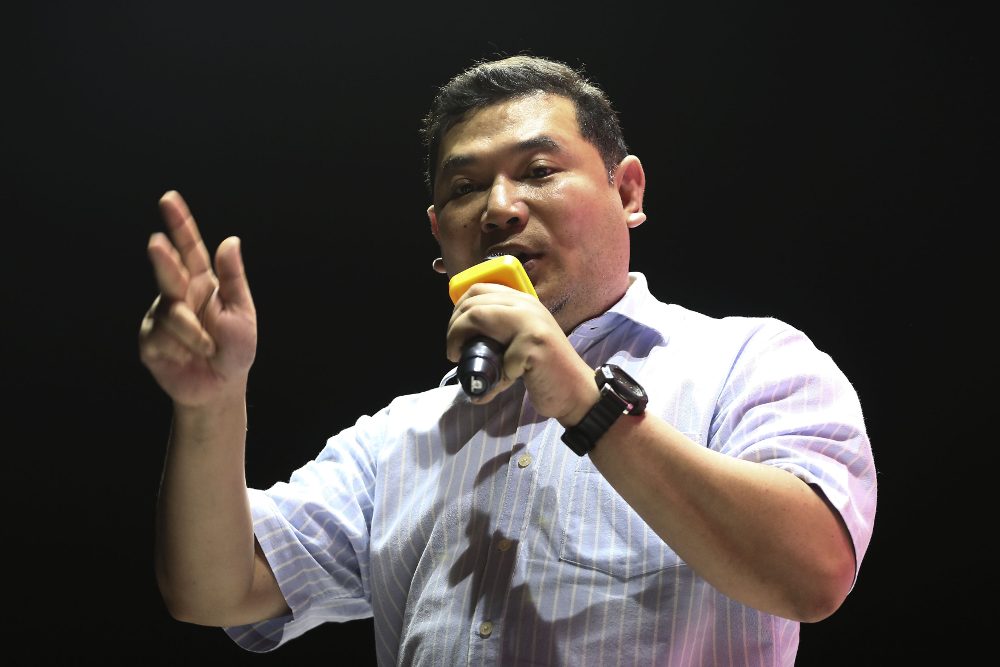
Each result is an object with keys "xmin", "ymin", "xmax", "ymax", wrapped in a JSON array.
[{"xmin": 222, "ymin": 489, "xmax": 371, "ymax": 652}]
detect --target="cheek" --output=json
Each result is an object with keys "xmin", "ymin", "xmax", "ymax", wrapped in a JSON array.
[
  {"xmin": 535, "ymin": 181, "xmax": 609, "ymax": 249},
  {"xmin": 437, "ymin": 213, "xmax": 486, "ymax": 266},
  {"xmin": 438, "ymin": 208, "xmax": 478, "ymax": 239}
]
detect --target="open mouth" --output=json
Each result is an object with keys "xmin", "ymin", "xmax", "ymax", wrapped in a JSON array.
[
  {"xmin": 485, "ymin": 248, "xmax": 538, "ymax": 265},
  {"xmin": 484, "ymin": 251, "xmax": 541, "ymax": 284}
]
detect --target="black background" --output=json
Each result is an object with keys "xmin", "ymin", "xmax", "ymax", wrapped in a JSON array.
[{"xmin": 5, "ymin": 2, "xmax": 988, "ymax": 663}]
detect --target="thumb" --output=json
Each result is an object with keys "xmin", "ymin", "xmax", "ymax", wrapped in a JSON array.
[{"xmin": 214, "ymin": 237, "xmax": 254, "ymax": 309}]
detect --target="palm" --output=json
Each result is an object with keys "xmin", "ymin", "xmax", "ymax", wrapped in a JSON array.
[{"xmin": 140, "ymin": 192, "xmax": 257, "ymax": 407}]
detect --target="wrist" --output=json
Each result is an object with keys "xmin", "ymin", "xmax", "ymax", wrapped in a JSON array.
[
  {"xmin": 557, "ymin": 379, "xmax": 602, "ymax": 428},
  {"xmin": 172, "ymin": 384, "xmax": 248, "ymax": 422},
  {"xmin": 560, "ymin": 364, "xmax": 648, "ymax": 456},
  {"xmin": 556, "ymin": 359, "xmax": 603, "ymax": 428}
]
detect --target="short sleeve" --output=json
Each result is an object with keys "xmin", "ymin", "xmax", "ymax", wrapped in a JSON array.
[
  {"xmin": 223, "ymin": 410, "xmax": 386, "ymax": 651},
  {"xmin": 710, "ymin": 321, "xmax": 877, "ymax": 574}
]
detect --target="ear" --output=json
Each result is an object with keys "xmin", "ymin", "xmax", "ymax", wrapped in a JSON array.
[
  {"xmin": 615, "ymin": 156, "xmax": 646, "ymax": 228},
  {"xmin": 428, "ymin": 205, "xmax": 448, "ymax": 274},
  {"xmin": 427, "ymin": 205, "xmax": 441, "ymax": 242}
]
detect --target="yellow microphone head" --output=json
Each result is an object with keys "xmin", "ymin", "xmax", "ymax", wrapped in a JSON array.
[{"xmin": 448, "ymin": 255, "xmax": 538, "ymax": 305}]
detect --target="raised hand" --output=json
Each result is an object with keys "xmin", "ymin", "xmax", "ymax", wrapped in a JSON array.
[{"xmin": 140, "ymin": 191, "xmax": 257, "ymax": 408}]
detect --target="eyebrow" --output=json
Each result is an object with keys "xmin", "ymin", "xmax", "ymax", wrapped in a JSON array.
[{"xmin": 439, "ymin": 135, "xmax": 563, "ymax": 179}]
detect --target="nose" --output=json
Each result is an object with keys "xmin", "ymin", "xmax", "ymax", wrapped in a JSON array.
[{"xmin": 481, "ymin": 177, "xmax": 528, "ymax": 233}]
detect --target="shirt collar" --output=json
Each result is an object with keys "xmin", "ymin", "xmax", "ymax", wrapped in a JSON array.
[
  {"xmin": 442, "ymin": 272, "xmax": 668, "ymax": 387},
  {"xmin": 566, "ymin": 272, "xmax": 668, "ymax": 355}
]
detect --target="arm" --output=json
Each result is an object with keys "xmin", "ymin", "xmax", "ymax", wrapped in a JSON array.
[
  {"xmin": 142, "ymin": 191, "xmax": 290, "ymax": 626},
  {"xmin": 447, "ymin": 284, "xmax": 856, "ymax": 623},
  {"xmin": 585, "ymin": 412, "xmax": 855, "ymax": 623}
]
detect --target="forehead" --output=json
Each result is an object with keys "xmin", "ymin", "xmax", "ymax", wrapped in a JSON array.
[{"xmin": 437, "ymin": 94, "xmax": 582, "ymax": 168}]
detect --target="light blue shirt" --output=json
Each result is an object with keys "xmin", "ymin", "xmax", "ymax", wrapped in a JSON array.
[{"xmin": 226, "ymin": 273, "xmax": 876, "ymax": 666}]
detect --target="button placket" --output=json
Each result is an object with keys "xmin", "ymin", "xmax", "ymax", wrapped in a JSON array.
[
  {"xmin": 471, "ymin": 403, "xmax": 551, "ymax": 665},
  {"xmin": 467, "ymin": 390, "xmax": 535, "ymax": 665}
]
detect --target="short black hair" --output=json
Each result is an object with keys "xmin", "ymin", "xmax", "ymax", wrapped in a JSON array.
[{"xmin": 422, "ymin": 56, "xmax": 628, "ymax": 194}]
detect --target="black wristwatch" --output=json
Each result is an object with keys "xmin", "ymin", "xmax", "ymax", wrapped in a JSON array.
[{"xmin": 561, "ymin": 364, "xmax": 648, "ymax": 456}]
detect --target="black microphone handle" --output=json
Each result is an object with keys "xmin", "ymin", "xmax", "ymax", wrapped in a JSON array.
[{"xmin": 458, "ymin": 335, "xmax": 506, "ymax": 396}]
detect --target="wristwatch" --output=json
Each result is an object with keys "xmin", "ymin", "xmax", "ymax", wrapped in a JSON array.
[{"xmin": 561, "ymin": 364, "xmax": 648, "ymax": 456}]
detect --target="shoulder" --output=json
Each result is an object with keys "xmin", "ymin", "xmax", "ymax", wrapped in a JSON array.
[
  {"xmin": 312, "ymin": 385, "xmax": 462, "ymax": 463},
  {"xmin": 639, "ymin": 292, "xmax": 847, "ymax": 396},
  {"xmin": 344, "ymin": 384, "xmax": 465, "ymax": 439},
  {"xmin": 640, "ymin": 293, "xmax": 796, "ymax": 359}
]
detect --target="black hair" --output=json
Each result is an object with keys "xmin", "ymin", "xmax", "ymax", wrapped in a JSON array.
[{"xmin": 422, "ymin": 56, "xmax": 628, "ymax": 194}]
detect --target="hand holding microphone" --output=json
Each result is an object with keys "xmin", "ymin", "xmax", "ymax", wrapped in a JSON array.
[{"xmin": 448, "ymin": 256, "xmax": 538, "ymax": 396}]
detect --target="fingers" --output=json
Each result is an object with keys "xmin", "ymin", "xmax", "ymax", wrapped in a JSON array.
[
  {"xmin": 159, "ymin": 191, "xmax": 214, "ymax": 278},
  {"xmin": 446, "ymin": 283, "xmax": 576, "ymax": 411},
  {"xmin": 469, "ymin": 377, "xmax": 516, "ymax": 405},
  {"xmin": 140, "ymin": 294, "xmax": 216, "ymax": 368},
  {"xmin": 140, "ymin": 323, "xmax": 197, "ymax": 367},
  {"xmin": 451, "ymin": 282, "xmax": 526, "ymax": 311},
  {"xmin": 446, "ymin": 291, "xmax": 535, "ymax": 362},
  {"xmin": 446, "ymin": 305, "xmax": 519, "ymax": 362},
  {"xmin": 163, "ymin": 299, "xmax": 217, "ymax": 356},
  {"xmin": 214, "ymin": 237, "xmax": 254, "ymax": 309},
  {"xmin": 148, "ymin": 233, "xmax": 190, "ymax": 301}
]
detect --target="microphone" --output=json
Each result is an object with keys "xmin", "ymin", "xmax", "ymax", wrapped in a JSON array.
[{"xmin": 448, "ymin": 255, "xmax": 538, "ymax": 396}]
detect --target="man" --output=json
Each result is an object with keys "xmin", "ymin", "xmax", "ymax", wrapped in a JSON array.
[{"xmin": 145, "ymin": 57, "xmax": 875, "ymax": 665}]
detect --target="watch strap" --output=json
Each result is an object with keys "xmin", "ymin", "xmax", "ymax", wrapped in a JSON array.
[{"xmin": 561, "ymin": 384, "xmax": 628, "ymax": 456}]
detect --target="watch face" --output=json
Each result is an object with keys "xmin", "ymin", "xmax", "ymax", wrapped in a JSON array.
[{"xmin": 611, "ymin": 366, "xmax": 645, "ymax": 398}]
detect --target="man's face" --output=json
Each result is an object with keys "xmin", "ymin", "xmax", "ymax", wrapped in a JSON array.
[{"xmin": 430, "ymin": 93, "xmax": 641, "ymax": 333}]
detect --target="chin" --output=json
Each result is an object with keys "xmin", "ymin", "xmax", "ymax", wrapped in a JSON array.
[{"xmin": 541, "ymin": 288, "xmax": 572, "ymax": 318}]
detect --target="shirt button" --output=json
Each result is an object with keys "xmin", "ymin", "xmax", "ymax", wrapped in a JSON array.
[
  {"xmin": 517, "ymin": 454, "xmax": 532, "ymax": 468},
  {"xmin": 479, "ymin": 621, "xmax": 493, "ymax": 637},
  {"xmin": 498, "ymin": 538, "xmax": 512, "ymax": 552}
]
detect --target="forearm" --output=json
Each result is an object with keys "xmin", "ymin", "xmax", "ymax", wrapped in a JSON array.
[
  {"xmin": 587, "ymin": 412, "xmax": 855, "ymax": 622},
  {"xmin": 154, "ymin": 387, "xmax": 257, "ymax": 624}
]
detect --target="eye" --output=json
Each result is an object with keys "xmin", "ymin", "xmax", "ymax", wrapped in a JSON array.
[
  {"xmin": 451, "ymin": 180, "xmax": 477, "ymax": 198},
  {"xmin": 528, "ymin": 165, "xmax": 556, "ymax": 179}
]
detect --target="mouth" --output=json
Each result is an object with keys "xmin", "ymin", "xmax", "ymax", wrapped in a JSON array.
[{"xmin": 484, "ymin": 245, "xmax": 541, "ymax": 268}]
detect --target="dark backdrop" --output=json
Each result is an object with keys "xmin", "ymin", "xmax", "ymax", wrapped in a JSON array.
[{"xmin": 5, "ymin": 2, "xmax": 987, "ymax": 663}]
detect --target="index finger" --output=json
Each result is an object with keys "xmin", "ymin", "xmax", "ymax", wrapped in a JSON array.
[
  {"xmin": 158, "ymin": 191, "xmax": 213, "ymax": 278},
  {"xmin": 451, "ymin": 282, "xmax": 526, "ymax": 312}
]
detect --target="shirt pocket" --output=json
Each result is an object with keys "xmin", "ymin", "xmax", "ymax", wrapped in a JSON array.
[{"xmin": 557, "ymin": 433, "xmax": 701, "ymax": 580}]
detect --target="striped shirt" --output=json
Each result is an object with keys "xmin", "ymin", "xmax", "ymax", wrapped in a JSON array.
[{"xmin": 225, "ymin": 273, "xmax": 876, "ymax": 666}]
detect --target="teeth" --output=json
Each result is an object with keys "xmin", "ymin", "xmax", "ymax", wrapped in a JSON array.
[{"xmin": 486, "ymin": 250, "xmax": 530, "ymax": 262}]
